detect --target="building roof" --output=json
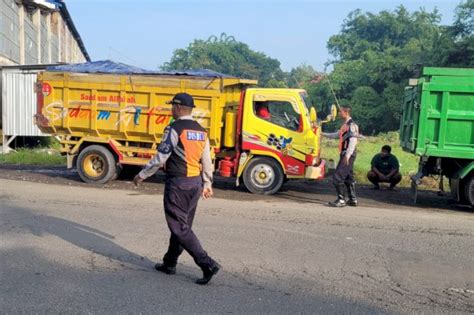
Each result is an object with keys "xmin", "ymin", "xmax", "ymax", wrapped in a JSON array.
[{"xmin": 0, "ymin": 63, "xmax": 65, "ymax": 71}]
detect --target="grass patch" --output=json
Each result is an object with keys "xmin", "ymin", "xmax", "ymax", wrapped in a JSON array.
[
  {"xmin": 321, "ymin": 132, "xmax": 420, "ymax": 187},
  {"xmin": 0, "ymin": 148, "xmax": 66, "ymax": 166}
]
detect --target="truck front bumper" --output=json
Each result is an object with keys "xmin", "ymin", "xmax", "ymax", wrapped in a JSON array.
[{"xmin": 304, "ymin": 159, "xmax": 326, "ymax": 180}]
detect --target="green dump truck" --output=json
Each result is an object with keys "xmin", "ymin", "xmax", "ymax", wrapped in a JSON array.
[{"xmin": 400, "ymin": 67, "xmax": 474, "ymax": 206}]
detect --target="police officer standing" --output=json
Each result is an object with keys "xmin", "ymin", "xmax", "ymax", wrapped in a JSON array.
[
  {"xmin": 134, "ymin": 92, "xmax": 220, "ymax": 285},
  {"xmin": 323, "ymin": 105, "xmax": 359, "ymax": 207}
]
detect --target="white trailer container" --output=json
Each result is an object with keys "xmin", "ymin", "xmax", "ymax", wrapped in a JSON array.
[{"xmin": 0, "ymin": 65, "xmax": 54, "ymax": 152}]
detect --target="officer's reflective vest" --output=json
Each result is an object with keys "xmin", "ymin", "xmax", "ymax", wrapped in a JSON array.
[
  {"xmin": 166, "ymin": 119, "xmax": 207, "ymax": 177},
  {"xmin": 338, "ymin": 119, "xmax": 357, "ymax": 155}
]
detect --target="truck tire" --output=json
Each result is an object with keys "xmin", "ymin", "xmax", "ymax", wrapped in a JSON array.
[
  {"xmin": 112, "ymin": 164, "xmax": 123, "ymax": 181},
  {"xmin": 77, "ymin": 145, "xmax": 118, "ymax": 184},
  {"xmin": 242, "ymin": 157, "xmax": 284, "ymax": 195},
  {"xmin": 461, "ymin": 174, "xmax": 474, "ymax": 206}
]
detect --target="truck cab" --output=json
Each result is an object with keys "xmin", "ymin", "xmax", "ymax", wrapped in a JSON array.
[{"xmin": 234, "ymin": 88, "xmax": 325, "ymax": 194}]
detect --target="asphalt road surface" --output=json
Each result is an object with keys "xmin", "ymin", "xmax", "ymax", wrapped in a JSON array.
[{"xmin": 1, "ymin": 166, "xmax": 473, "ymax": 313}]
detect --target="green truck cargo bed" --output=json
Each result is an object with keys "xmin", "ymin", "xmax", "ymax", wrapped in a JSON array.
[{"xmin": 400, "ymin": 67, "xmax": 474, "ymax": 159}]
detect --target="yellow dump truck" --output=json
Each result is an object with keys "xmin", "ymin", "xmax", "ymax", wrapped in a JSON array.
[{"xmin": 35, "ymin": 66, "xmax": 332, "ymax": 194}]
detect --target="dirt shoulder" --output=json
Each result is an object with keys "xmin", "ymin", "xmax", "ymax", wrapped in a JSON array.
[{"xmin": 0, "ymin": 164, "xmax": 471, "ymax": 213}]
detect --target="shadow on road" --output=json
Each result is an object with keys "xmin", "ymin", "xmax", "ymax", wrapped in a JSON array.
[
  {"xmin": 282, "ymin": 179, "xmax": 473, "ymax": 213},
  {"xmin": 2, "ymin": 205, "xmax": 155, "ymax": 270},
  {"xmin": 0, "ymin": 247, "xmax": 382, "ymax": 314},
  {"xmin": 1, "ymin": 204, "xmax": 384, "ymax": 313}
]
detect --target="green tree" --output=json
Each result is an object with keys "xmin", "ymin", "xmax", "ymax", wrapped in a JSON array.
[
  {"xmin": 432, "ymin": 0, "xmax": 474, "ymax": 67},
  {"xmin": 162, "ymin": 33, "xmax": 287, "ymax": 87},
  {"xmin": 286, "ymin": 64, "xmax": 317, "ymax": 88},
  {"xmin": 318, "ymin": 2, "xmax": 473, "ymax": 135},
  {"xmin": 351, "ymin": 86, "xmax": 383, "ymax": 134},
  {"xmin": 452, "ymin": 0, "xmax": 473, "ymax": 37},
  {"xmin": 320, "ymin": 6, "xmax": 448, "ymax": 134}
]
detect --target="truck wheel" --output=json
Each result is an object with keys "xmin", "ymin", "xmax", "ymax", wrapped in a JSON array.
[
  {"xmin": 461, "ymin": 175, "xmax": 474, "ymax": 206},
  {"xmin": 77, "ymin": 145, "xmax": 118, "ymax": 184},
  {"xmin": 242, "ymin": 157, "xmax": 284, "ymax": 195},
  {"xmin": 112, "ymin": 164, "xmax": 123, "ymax": 181}
]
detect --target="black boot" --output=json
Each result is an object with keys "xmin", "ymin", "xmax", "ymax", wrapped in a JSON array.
[
  {"xmin": 196, "ymin": 263, "xmax": 221, "ymax": 285},
  {"xmin": 346, "ymin": 182, "xmax": 358, "ymax": 206},
  {"xmin": 328, "ymin": 183, "xmax": 346, "ymax": 207},
  {"xmin": 154, "ymin": 262, "xmax": 176, "ymax": 275}
]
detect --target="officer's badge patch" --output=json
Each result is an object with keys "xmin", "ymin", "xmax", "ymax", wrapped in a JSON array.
[
  {"xmin": 186, "ymin": 131, "xmax": 205, "ymax": 141},
  {"xmin": 158, "ymin": 142, "xmax": 171, "ymax": 154}
]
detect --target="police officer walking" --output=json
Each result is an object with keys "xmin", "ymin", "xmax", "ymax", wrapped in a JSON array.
[
  {"xmin": 323, "ymin": 105, "xmax": 359, "ymax": 207},
  {"xmin": 134, "ymin": 92, "xmax": 220, "ymax": 285}
]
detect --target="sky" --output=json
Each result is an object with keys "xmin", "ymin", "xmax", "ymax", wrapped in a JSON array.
[{"xmin": 67, "ymin": 0, "xmax": 461, "ymax": 72}]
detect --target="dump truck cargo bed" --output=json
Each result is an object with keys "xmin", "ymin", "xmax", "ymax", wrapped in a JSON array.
[
  {"xmin": 400, "ymin": 67, "xmax": 473, "ymax": 206},
  {"xmin": 400, "ymin": 67, "xmax": 474, "ymax": 159},
  {"xmin": 36, "ymin": 71, "xmax": 255, "ymax": 149}
]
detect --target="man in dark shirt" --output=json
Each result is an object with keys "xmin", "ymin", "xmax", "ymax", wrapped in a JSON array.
[{"xmin": 367, "ymin": 145, "xmax": 402, "ymax": 190}]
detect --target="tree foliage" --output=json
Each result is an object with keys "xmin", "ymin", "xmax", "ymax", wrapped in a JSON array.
[
  {"xmin": 286, "ymin": 64, "xmax": 317, "ymax": 88},
  {"xmin": 162, "ymin": 2, "xmax": 472, "ymax": 134},
  {"xmin": 309, "ymin": 2, "xmax": 473, "ymax": 134},
  {"xmin": 433, "ymin": 0, "xmax": 474, "ymax": 67},
  {"xmin": 161, "ymin": 33, "xmax": 286, "ymax": 87}
]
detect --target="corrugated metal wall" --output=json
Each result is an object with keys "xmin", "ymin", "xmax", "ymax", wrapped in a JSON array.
[
  {"xmin": 0, "ymin": 0, "xmax": 20, "ymax": 63},
  {"xmin": 24, "ymin": 14, "xmax": 38, "ymax": 64},
  {"xmin": 51, "ymin": 12, "xmax": 59, "ymax": 63},
  {"xmin": 60, "ymin": 19, "xmax": 65, "ymax": 62},
  {"xmin": 1, "ymin": 69, "xmax": 46, "ymax": 136},
  {"xmin": 51, "ymin": 34, "xmax": 58, "ymax": 62},
  {"xmin": 1, "ymin": 1, "xmax": 88, "ymax": 65},
  {"xmin": 41, "ymin": 13, "xmax": 48, "ymax": 64}
]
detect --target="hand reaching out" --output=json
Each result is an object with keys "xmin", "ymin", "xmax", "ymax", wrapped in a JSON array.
[
  {"xmin": 133, "ymin": 175, "xmax": 144, "ymax": 186},
  {"xmin": 202, "ymin": 187, "xmax": 213, "ymax": 199}
]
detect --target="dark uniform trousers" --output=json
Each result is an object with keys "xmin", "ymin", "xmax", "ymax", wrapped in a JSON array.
[
  {"xmin": 162, "ymin": 176, "xmax": 216, "ymax": 270},
  {"xmin": 333, "ymin": 153, "xmax": 356, "ymax": 185}
]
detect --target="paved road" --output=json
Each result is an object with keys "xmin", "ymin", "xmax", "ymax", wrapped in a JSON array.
[{"xmin": 1, "ymin": 177, "xmax": 473, "ymax": 313}]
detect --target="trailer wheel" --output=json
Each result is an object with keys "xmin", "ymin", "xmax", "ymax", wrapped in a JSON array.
[
  {"xmin": 77, "ymin": 145, "xmax": 118, "ymax": 184},
  {"xmin": 242, "ymin": 157, "xmax": 284, "ymax": 195},
  {"xmin": 461, "ymin": 174, "xmax": 474, "ymax": 207}
]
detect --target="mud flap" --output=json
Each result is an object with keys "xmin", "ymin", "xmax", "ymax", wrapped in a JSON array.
[
  {"xmin": 411, "ymin": 180, "xmax": 418, "ymax": 204},
  {"xmin": 236, "ymin": 152, "xmax": 252, "ymax": 187},
  {"xmin": 67, "ymin": 153, "xmax": 77, "ymax": 169},
  {"xmin": 450, "ymin": 178, "xmax": 461, "ymax": 202}
]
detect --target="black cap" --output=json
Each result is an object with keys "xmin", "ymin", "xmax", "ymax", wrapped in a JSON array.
[{"xmin": 167, "ymin": 93, "xmax": 195, "ymax": 108}]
